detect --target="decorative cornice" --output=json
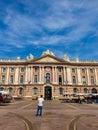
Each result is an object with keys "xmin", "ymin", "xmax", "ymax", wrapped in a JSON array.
[{"xmin": 0, "ymin": 50, "xmax": 98, "ymax": 66}]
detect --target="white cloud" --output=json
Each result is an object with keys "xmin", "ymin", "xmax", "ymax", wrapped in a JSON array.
[{"xmin": 0, "ymin": 0, "xmax": 98, "ymax": 60}]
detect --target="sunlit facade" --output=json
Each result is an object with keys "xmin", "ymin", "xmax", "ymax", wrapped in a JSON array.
[{"xmin": 0, "ymin": 50, "xmax": 98, "ymax": 100}]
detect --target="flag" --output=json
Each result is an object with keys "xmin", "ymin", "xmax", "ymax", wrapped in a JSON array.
[
  {"xmin": 65, "ymin": 80, "xmax": 68, "ymax": 84},
  {"xmin": 28, "ymin": 80, "xmax": 31, "ymax": 84}
]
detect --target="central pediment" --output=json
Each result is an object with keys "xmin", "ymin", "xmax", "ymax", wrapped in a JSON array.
[
  {"xmin": 36, "ymin": 57, "xmax": 59, "ymax": 63},
  {"xmin": 33, "ymin": 55, "xmax": 64, "ymax": 63}
]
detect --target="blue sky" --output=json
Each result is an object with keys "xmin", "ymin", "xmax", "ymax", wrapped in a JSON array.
[{"xmin": 0, "ymin": 0, "xmax": 98, "ymax": 60}]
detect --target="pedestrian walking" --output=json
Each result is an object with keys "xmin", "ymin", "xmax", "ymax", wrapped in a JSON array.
[{"xmin": 36, "ymin": 95, "xmax": 44, "ymax": 117}]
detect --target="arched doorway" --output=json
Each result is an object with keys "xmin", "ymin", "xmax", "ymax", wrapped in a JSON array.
[
  {"xmin": 18, "ymin": 88, "xmax": 24, "ymax": 96},
  {"xmin": 92, "ymin": 88, "xmax": 97, "ymax": 93},
  {"xmin": 84, "ymin": 88, "xmax": 88, "ymax": 94},
  {"xmin": 8, "ymin": 87, "xmax": 13, "ymax": 94},
  {"xmin": 73, "ymin": 88, "xmax": 78, "ymax": 93},
  {"xmin": 44, "ymin": 86, "xmax": 52, "ymax": 100}
]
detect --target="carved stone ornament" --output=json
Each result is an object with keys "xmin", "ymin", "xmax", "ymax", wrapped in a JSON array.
[{"xmin": 42, "ymin": 50, "xmax": 55, "ymax": 56}]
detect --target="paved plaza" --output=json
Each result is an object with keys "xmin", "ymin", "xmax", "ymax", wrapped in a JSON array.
[{"xmin": 0, "ymin": 100, "xmax": 98, "ymax": 130}]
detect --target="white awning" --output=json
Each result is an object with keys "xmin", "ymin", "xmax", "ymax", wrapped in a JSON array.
[{"xmin": 0, "ymin": 91, "xmax": 9, "ymax": 95}]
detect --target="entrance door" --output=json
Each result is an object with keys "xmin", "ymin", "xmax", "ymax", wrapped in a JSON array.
[{"xmin": 44, "ymin": 86, "xmax": 52, "ymax": 100}]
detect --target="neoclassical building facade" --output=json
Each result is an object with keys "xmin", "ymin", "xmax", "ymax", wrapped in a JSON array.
[{"xmin": 0, "ymin": 50, "xmax": 98, "ymax": 99}]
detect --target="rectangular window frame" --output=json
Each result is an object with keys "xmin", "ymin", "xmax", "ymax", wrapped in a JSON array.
[
  {"xmin": 20, "ymin": 75, "xmax": 24, "ymax": 83},
  {"xmin": 2, "ymin": 67, "xmax": 6, "ymax": 73}
]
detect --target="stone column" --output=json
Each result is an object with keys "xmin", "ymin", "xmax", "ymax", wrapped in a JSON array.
[
  {"xmin": 63, "ymin": 67, "xmax": 66, "ymax": 84},
  {"xmin": 95, "ymin": 68, "xmax": 98, "ymax": 85},
  {"xmin": 77, "ymin": 68, "xmax": 82, "ymax": 85},
  {"xmin": 39, "ymin": 66, "xmax": 42, "ymax": 83},
  {"xmin": 28, "ymin": 67, "xmax": 31, "ymax": 83},
  {"xmin": 15, "ymin": 67, "xmax": 19, "ymax": 84},
  {"xmin": 6, "ymin": 67, "xmax": 9, "ymax": 84},
  {"xmin": 52, "ymin": 66, "xmax": 55, "ymax": 83},
  {"xmin": 87, "ymin": 68, "xmax": 90, "ymax": 85},
  {"xmin": 66, "ymin": 67, "xmax": 72, "ymax": 85},
  {"xmin": 54, "ymin": 66, "xmax": 58, "ymax": 84},
  {"xmin": 25, "ymin": 67, "xmax": 28, "ymax": 84},
  {"xmin": 30, "ymin": 67, "xmax": 32, "ymax": 84},
  {"xmin": 42, "ymin": 66, "xmax": 44, "ymax": 83}
]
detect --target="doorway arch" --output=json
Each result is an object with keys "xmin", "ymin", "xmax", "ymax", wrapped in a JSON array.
[
  {"xmin": 92, "ymin": 88, "xmax": 97, "ymax": 93},
  {"xmin": 44, "ymin": 86, "xmax": 52, "ymax": 100}
]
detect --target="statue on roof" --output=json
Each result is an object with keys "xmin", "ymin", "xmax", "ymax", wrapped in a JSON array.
[
  {"xmin": 75, "ymin": 57, "xmax": 79, "ymax": 62},
  {"xmin": 42, "ymin": 50, "xmax": 55, "ymax": 56},
  {"xmin": 26, "ymin": 54, "xmax": 34, "ymax": 60},
  {"xmin": 29, "ymin": 53, "xmax": 34, "ymax": 59},
  {"xmin": 63, "ymin": 54, "xmax": 69, "ymax": 61},
  {"xmin": 17, "ymin": 57, "xmax": 21, "ymax": 60}
]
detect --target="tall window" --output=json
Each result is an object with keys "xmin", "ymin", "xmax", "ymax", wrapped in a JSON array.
[
  {"xmin": 34, "ymin": 67, "xmax": 38, "ymax": 72},
  {"xmin": 90, "ymin": 69, "xmax": 94, "ymax": 74},
  {"xmin": 72, "ymin": 76, "xmax": 76, "ymax": 84},
  {"xmin": 90, "ymin": 76, "xmax": 94, "ymax": 85},
  {"xmin": 45, "ymin": 73, "xmax": 50, "ymax": 83},
  {"xmin": 18, "ymin": 88, "xmax": 23, "ymax": 95},
  {"xmin": 0, "ymin": 87, "xmax": 4, "ymax": 91},
  {"xmin": 2, "ymin": 67, "xmax": 6, "ymax": 73},
  {"xmin": 10, "ymin": 75, "xmax": 14, "ymax": 83},
  {"xmin": 34, "ymin": 75, "xmax": 38, "ymax": 83},
  {"xmin": 20, "ymin": 75, "xmax": 24, "ymax": 83},
  {"xmin": 58, "ymin": 75, "xmax": 62, "ymax": 84},
  {"xmin": 58, "ymin": 67, "xmax": 62, "ymax": 72},
  {"xmin": 20, "ymin": 67, "xmax": 25, "ymax": 72},
  {"xmin": 59, "ymin": 87, "xmax": 63, "ymax": 95},
  {"xmin": 33, "ymin": 87, "xmax": 38, "ymax": 95},
  {"xmin": 72, "ymin": 68, "xmax": 75, "ymax": 73},
  {"xmin": 10, "ymin": 67, "xmax": 14, "ymax": 72},
  {"xmin": 2, "ymin": 75, "xmax": 6, "ymax": 83},
  {"xmin": 82, "ymin": 69, "xmax": 86, "ymax": 74},
  {"xmin": 82, "ymin": 76, "xmax": 86, "ymax": 85},
  {"xmin": 8, "ymin": 88, "xmax": 13, "ymax": 94}
]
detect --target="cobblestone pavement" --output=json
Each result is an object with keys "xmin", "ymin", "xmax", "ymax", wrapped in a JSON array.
[{"xmin": 0, "ymin": 100, "xmax": 98, "ymax": 130}]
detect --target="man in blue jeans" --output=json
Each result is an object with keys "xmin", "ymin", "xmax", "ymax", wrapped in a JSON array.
[{"xmin": 36, "ymin": 95, "xmax": 44, "ymax": 116}]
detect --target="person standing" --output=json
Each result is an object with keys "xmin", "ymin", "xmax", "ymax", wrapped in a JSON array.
[{"xmin": 36, "ymin": 95, "xmax": 44, "ymax": 117}]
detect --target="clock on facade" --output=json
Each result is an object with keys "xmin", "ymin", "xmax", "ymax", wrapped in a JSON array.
[{"xmin": 46, "ymin": 66, "xmax": 50, "ymax": 71}]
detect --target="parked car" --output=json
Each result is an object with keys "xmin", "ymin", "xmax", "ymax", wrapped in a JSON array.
[
  {"xmin": 0, "ymin": 91, "xmax": 12, "ymax": 103},
  {"xmin": 0, "ymin": 93, "xmax": 3, "ymax": 102}
]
